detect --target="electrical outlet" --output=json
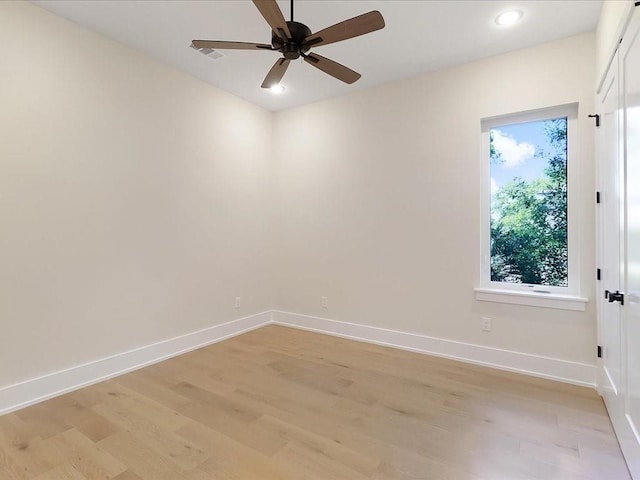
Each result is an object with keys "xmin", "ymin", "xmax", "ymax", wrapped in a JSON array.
[
  {"xmin": 481, "ymin": 317, "xmax": 491, "ymax": 332},
  {"xmin": 321, "ymin": 296, "xmax": 328, "ymax": 309},
  {"xmin": 235, "ymin": 297, "xmax": 241, "ymax": 309}
]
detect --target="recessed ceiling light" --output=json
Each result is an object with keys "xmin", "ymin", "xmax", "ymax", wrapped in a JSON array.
[
  {"xmin": 269, "ymin": 84, "xmax": 286, "ymax": 94},
  {"xmin": 495, "ymin": 10, "xmax": 523, "ymax": 27}
]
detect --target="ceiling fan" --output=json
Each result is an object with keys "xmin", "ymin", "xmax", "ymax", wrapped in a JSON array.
[{"xmin": 191, "ymin": 0, "xmax": 385, "ymax": 88}]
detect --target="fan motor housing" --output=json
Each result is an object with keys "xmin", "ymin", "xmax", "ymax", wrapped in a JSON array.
[{"xmin": 272, "ymin": 21, "xmax": 312, "ymax": 59}]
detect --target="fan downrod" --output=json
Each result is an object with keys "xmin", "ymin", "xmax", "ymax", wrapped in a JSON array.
[{"xmin": 271, "ymin": 21, "xmax": 311, "ymax": 60}]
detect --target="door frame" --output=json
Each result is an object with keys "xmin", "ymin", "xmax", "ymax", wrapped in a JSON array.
[{"xmin": 596, "ymin": 49, "xmax": 623, "ymax": 406}]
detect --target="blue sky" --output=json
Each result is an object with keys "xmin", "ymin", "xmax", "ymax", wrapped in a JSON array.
[{"xmin": 490, "ymin": 119, "xmax": 562, "ymax": 193}]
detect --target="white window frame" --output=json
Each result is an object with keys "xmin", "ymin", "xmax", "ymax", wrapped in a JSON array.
[{"xmin": 475, "ymin": 103, "xmax": 587, "ymax": 311}]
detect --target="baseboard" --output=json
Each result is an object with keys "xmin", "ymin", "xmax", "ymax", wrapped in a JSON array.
[
  {"xmin": 272, "ymin": 310, "xmax": 597, "ymax": 388},
  {"xmin": 1, "ymin": 308, "xmax": 597, "ymax": 416},
  {"xmin": 0, "ymin": 311, "xmax": 271, "ymax": 416},
  {"xmin": 611, "ymin": 410, "xmax": 640, "ymax": 480}
]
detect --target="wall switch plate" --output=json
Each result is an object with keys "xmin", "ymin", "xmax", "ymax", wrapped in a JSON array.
[
  {"xmin": 321, "ymin": 296, "xmax": 328, "ymax": 309},
  {"xmin": 481, "ymin": 317, "xmax": 491, "ymax": 332},
  {"xmin": 235, "ymin": 297, "xmax": 241, "ymax": 309}
]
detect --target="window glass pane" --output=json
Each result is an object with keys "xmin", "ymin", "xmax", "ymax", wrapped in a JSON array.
[{"xmin": 490, "ymin": 117, "xmax": 568, "ymax": 287}]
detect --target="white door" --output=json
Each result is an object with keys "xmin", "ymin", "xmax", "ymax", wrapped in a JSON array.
[
  {"xmin": 599, "ymin": 8, "xmax": 640, "ymax": 478},
  {"xmin": 620, "ymin": 9, "xmax": 640, "ymax": 476},
  {"xmin": 598, "ymin": 49, "xmax": 624, "ymax": 421}
]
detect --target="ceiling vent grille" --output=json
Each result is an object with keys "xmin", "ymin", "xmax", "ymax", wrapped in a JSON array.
[{"xmin": 190, "ymin": 44, "xmax": 224, "ymax": 60}]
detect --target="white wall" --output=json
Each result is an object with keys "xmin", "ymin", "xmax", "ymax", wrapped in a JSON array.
[
  {"xmin": 273, "ymin": 33, "xmax": 597, "ymax": 365},
  {"xmin": 0, "ymin": 2, "xmax": 273, "ymax": 388},
  {"xmin": 0, "ymin": 0, "xmax": 600, "ymax": 397}
]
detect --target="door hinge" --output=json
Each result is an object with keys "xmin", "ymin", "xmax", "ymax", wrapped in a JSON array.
[
  {"xmin": 588, "ymin": 114, "xmax": 600, "ymax": 127},
  {"xmin": 597, "ymin": 268, "xmax": 601, "ymax": 281},
  {"xmin": 597, "ymin": 345, "xmax": 603, "ymax": 358},
  {"xmin": 596, "ymin": 191, "xmax": 601, "ymax": 204}
]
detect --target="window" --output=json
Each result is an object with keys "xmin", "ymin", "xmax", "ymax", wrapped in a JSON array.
[{"xmin": 476, "ymin": 104, "xmax": 586, "ymax": 310}]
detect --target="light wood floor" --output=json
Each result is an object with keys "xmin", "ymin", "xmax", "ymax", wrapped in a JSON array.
[{"xmin": 0, "ymin": 325, "xmax": 631, "ymax": 479}]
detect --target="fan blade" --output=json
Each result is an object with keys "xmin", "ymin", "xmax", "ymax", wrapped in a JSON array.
[
  {"xmin": 261, "ymin": 58, "xmax": 290, "ymax": 88},
  {"xmin": 305, "ymin": 11, "xmax": 385, "ymax": 48},
  {"xmin": 304, "ymin": 53, "xmax": 361, "ymax": 84},
  {"xmin": 192, "ymin": 40, "xmax": 273, "ymax": 50},
  {"xmin": 252, "ymin": 0, "xmax": 291, "ymax": 40}
]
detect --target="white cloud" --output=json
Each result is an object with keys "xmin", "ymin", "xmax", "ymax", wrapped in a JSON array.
[
  {"xmin": 492, "ymin": 129, "xmax": 535, "ymax": 168},
  {"xmin": 491, "ymin": 177, "xmax": 499, "ymax": 195}
]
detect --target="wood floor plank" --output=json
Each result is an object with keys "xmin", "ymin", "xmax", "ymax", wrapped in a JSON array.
[
  {"xmin": 45, "ymin": 428, "xmax": 126, "ymax": 479},
  {"xmin": 111, "ymin": 471, "xmax": 144, "ymax": 480},
  {"xmin": 272, "ymin": 442, "xmax": 371, "ymax": 480},
  {"xmin": 0, "ymin": 325, "xmax": 630, "ymax": 479},
  {"xmin": 176, "ymin": 421, "xmax": 297, "ymax": 479},
  {"xmin": 33, "ymin": 464, "xmax": 88, "ymax": 480},
  {"xmin": 0, "ymin": 444, "xmax": 32, "ymax": 480},
  {"xmin": 0, "ymin": 433, "xmax": 57, "ymax": 478},
  {"xmin": 175, "ymin": 399, "xmax": 288, "ymax": 457},
  {"xmin": 13, "ymin": 404, "xmax": 70, "ymax": 440},
  {"xmin": 95, "ymin": 382, "xmax": 191, "ymax": 432},
  {"xmin": 91, "ymin": 399, "xmax": 209, "ymax": 471},
  {"xmin": 98, "ymin": 431, "xmax": 208, "ymax": 480},
  {"xmin": 113, "ymin": 373, "xmax": 191, "ymax": 411},
  {"xmin": 255, "ymin": 414, "xmax": 381, "ymax": 478},
  {"xmin": 32, "ymin": 395, "xmax": 119, "ymax": 443}
]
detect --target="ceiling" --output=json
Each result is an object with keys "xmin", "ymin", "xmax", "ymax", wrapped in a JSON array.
[{"xmin": 32, "ymin": 1, "xmax": 602, "ymax": 112}]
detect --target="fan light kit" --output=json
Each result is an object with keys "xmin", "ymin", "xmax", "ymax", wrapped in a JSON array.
[
  {"xmin": 192, "ymin": 0, "xmax": 385, "ymax": 89},
  {"xmin": 270, "ymin": 84, "xmax": 286, "ymax": 94},
  {"xmin": 495, "ymin": 10, "xmax": 523, "ymax": 26}
]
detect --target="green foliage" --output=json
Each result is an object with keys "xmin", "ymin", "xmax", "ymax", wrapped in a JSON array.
[
  {"xmin": 490, "ymin": 130, "xmax": 501, "ymax": 162},
  {"xmin": 490, "ymin": 118, "xmax": 568, "ymax": 286}
]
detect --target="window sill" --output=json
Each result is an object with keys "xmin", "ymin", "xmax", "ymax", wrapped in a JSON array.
[{"xmin": 474, "ymin": 288, "xmax": 588, "ymax": 311}]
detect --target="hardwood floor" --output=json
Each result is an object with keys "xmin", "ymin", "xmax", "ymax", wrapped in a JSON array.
[{"xmin": 0, "ymin": 325, "xmax": 631, "ymax": 479}]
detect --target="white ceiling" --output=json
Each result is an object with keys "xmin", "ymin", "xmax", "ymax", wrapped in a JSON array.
[{"xmin": 32, "ymin": 0, "xmax": 602, "ymax": 112}]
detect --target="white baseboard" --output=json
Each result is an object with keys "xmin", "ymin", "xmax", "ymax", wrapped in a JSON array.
[
  {"xmin": 0, "ymin": 311, "xmax": 271, "ymax": 416},
  {"xmin": 0, "ymin": 308, "xmax": 597, "ymax": 416},
  {"xmin": 272, "ymin": 310, "xmax": 597, "ymax": 388}
]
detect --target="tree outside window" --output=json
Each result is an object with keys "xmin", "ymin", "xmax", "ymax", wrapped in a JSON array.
[{"xmin": 489, "ymin": 117, "xmax": 568, "ymax": 287}]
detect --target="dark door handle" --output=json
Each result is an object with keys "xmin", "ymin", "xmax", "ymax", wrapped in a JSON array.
[{"xmin": 605, "ymin": 290, "xmax": 625, "ymax": 305}]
